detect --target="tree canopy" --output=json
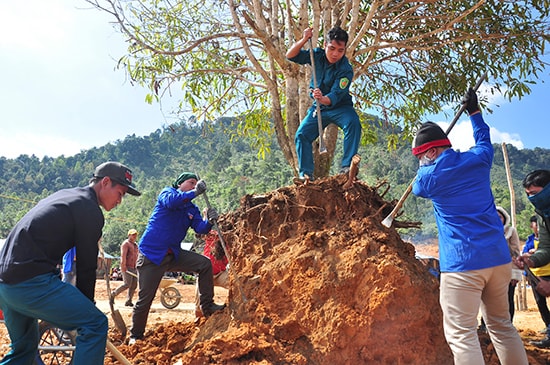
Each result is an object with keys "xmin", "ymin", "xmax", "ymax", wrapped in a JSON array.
[{"xmin": 87, "ymin": 0, "xmax": 550, "ymax": 177}]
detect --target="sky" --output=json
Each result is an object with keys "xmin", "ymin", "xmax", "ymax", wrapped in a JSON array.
[{"xmin": 0, "ymin": 0, "xmax": 548, "ymax": 159}]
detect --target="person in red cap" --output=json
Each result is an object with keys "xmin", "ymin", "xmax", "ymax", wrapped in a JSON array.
[
  {"xmin": 0, "ymin": 161, "xmax": 140, "ymax": 365},
  {"xmin": 411, "ymin": 89, "xmax": 527, "ymax": 364},
  {"xmin": 111, "ymin": 228, "xmax": 140, "ymax": 307}
]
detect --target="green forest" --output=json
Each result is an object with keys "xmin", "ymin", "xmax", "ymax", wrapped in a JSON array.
[{"xmin": 0, "ymin": 117, "xmax": 547, "ymax": 256}]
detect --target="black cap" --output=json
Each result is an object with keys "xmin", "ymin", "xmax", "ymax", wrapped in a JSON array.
[
  {"xmin": 412, "ymin": 122, "xmax": 452, "ymax": 156},
  {"xmin": 93, "ymin": 161, "xmax": 141, "ymax": 196}
]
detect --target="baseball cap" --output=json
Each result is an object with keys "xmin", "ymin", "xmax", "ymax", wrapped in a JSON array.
[
  {"xmin": 93, "ymin": 161, "xmax": 141, "ymax": 196},
  {"xmin": 128, "ymin": 229, "xmax": 138, "ymax": 235}
]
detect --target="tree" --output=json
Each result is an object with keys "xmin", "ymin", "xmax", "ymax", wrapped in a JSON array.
[{"xmin": 88, "ymin": 0, "xmax": 550, "ymax": 178}]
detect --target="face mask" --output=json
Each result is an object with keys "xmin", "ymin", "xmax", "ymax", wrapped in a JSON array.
[
  {"xmin": 419, "ymin": 155, "xmax": 435, "ymax": 167},
  {"xmin": 528, "ymin": 183, "xmax": 550, "ymax": 217}
]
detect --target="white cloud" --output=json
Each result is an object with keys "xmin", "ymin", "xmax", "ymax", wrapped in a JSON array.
[{"xmin": 434, "ymin": 120, "xmax": 524, "ymax": 152}]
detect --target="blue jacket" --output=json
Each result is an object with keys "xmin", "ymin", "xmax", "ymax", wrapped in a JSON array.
[
  {"xmin": 288, "ymin": 48, "xmax": 354, "ymax": 109},
  {"xmin": 412, "ymin": 113, "xmax": 510, "ymax": 272},
  {"xmin": 139, "ymin": 187, "xmax": 212, "ymax": 265},
  {"xmin": 62, "ymin": 247, "xmax": 76, "ymax": 273}
]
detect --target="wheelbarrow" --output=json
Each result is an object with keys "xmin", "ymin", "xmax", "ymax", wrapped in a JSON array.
[
  {"xmin": 158, "ymin": 277, "xmax": 182, "ymax": 309},
  {"xmin": 128, "ymin": 271, "xmax": 183, "ymax": 309}
]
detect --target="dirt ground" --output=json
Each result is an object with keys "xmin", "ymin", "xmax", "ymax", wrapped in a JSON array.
[{"xmin": 2, "ymin": 175, "xmax": 550, "ymax": 364}]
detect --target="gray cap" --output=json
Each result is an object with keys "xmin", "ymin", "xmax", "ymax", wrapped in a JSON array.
[{"xmin": 93, "ymin": 161, "xmax": 141, "ymax": 196}]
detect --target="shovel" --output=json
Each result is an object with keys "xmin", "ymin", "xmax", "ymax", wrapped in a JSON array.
[
  {"xmin": 381, "ymin": 72, "xmax": 488, "ymax": 228},
  {"xmin": 98, "ymin": 243, "xmax": 127, "ymax": 337},
  {"xmin": 201, "ymin": 191, "xmax": 248, "ymax": 303}
]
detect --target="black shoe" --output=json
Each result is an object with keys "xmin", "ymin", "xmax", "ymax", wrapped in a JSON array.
[
  {"xmin": 201, "ymin": 303, "xmax": 226, "ymax": 317},
  {"xmin": 125, "ymin": 301, "xmax": 134, "ymax": 307},
  {"xmin": 530, "ymin": 337, "xmax": 550, "ymax": 348}
]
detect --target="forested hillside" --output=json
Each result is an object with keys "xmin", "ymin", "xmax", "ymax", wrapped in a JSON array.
[{"xmin": 0, "ymin": 118, "xmax": 547, "ymax": 255}]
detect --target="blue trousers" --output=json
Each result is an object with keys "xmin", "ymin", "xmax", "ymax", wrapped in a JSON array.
[
  {"xmin": 0, "ymin": 273, "xmax": 108, "ymax": 365},
  {"xmin": 295, "ymin": 105, "xmax": 361, "ymax": 178}
]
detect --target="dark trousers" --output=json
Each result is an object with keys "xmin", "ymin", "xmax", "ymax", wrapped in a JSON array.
[
  {"xmin": 528, "ymin": 275, "xmax": 550, "ymax": 330},
  {"xmin": 130, "ymin": 250, "xmax": 214, "ymax": 339}
]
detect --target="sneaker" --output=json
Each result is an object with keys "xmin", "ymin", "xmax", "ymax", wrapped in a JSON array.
[
  {"xmin": 124, "ymin": 301, "xmax": 134, "ymax": 307},
  {"xmin": 201, "ymin": 303, "xmax": 226, "ymax": 317},
  {"xmin": 339, "ymin": 166, "xmax": 350, "ymax": 174},
  {"xmin": 293, "ymin": 175, "xmax": 314, "ymax": 185},
  {"xmin": 128, "ymin": 337, "xmax": 137, "ymax": 345}
]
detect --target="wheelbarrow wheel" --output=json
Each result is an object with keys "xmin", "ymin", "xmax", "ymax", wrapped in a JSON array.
[
  {"xmin": 160, "ymin": 287, "xmax": 181, "ymax": 309},
  {"xmin": 35, "ymin": 321, "xmax": 76, "ymax": 365}
]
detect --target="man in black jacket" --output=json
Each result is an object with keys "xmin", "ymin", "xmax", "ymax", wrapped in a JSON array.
[{"xmin": 0, "ymin": 161, "xmax": 140, "ymax": 364}]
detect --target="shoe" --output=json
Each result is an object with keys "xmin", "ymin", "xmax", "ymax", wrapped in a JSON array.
[
  {"xmin": 339, "ymin": 166, "xmax": 350, "ymax": 174},
  {"xmin": 201, "ymin": 303, "xmax": 226, "ymax": 317},
  {"xmin": 128, "ymin": 337, "xmax": 137, "ymax": 345},
  {"xmin": 293, "ymin": 175, "xmax": 314, "ymax": 185},
  {"xmin": 530, "ymin": 337, "xmax": 550, "ymax": 348},
  {"xmin": 124, "ymin": 301, "xmax": 134, "ymax": 307}
]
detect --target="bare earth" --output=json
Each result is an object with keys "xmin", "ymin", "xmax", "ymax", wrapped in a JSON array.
[{"xmin": 2, "ymin": 176, "xmax": 550, "ymax": 364}]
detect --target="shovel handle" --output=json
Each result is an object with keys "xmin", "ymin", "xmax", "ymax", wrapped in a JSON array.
[
  {"xmin": 106, "ymin": 340, "xmax": 132, "ymax": 365},
  {"xmin": 308, "ymin": 39, "xmax": 327, "ymax": 154}
]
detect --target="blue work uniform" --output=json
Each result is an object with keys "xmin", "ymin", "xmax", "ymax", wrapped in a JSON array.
[{"xmin": 288, "ymin": 48, "xmax": 361, "ymax": 178}]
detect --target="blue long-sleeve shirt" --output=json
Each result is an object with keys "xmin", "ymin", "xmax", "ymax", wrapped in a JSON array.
[
  {"xmin": 412, "ymin": 113, "xmax": 510, "ymax": 272},
  {"xmin": 139, "ymin": 187, "xmax": 212, "ymax": 265}
]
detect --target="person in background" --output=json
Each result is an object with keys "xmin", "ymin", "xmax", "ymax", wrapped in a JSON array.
[
  {"xmin": 111, "ymin": 229, "xmax": 140, "ymax": 307},
  {"xmin": 129, "ymin": 172, "xmax": 225, "ymax": 344},
  {"xmin": 521, "ymin": 215, "xmax": 550, "ymax": 336},
  {"xmin": 0, "ymin": 161, "xmax": 141, "ymax": 365},
  {"xmin": 61, "ymin": 247, "xmax": 77, "ymax": 286},
  {"xmin": 478, "ymin": 206, "xmax": 523, "ymax": 331},
  {"xmin": 411, "ymin": 87, "xmax": 528, "ymax": 364},
  {"xmin": 515, "ymin": 169, "xmax": 550, "ymax": 348},
  {"xmin": 194, "ymin": 230, "xmax": 229, "ymax": 319},
  {"xmin": 286, "ymin": 26, "xmax": 361, "ymax": 181}
]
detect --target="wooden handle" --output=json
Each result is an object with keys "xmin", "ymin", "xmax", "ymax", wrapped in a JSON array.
[{"xmin": 106, "ymin": 340, "xmax": 132, "ymax": 365}]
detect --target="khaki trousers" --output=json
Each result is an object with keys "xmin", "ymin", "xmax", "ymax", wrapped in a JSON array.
[{"xmin": 440, "ymin": 263, "xmax": 528, "ymax": 365}]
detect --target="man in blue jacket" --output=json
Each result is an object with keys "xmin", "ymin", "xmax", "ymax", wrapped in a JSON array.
[
  {"xmin": 129, "ymin": 172, "xmax": 225, "ymax": 344},
  {"xmin": 286, "ymin": 26, "xmax": 361, "ymax": 181},
  {"xmin": 411, "ymin": 88, "xmax": 527, "ymax": 364}
]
